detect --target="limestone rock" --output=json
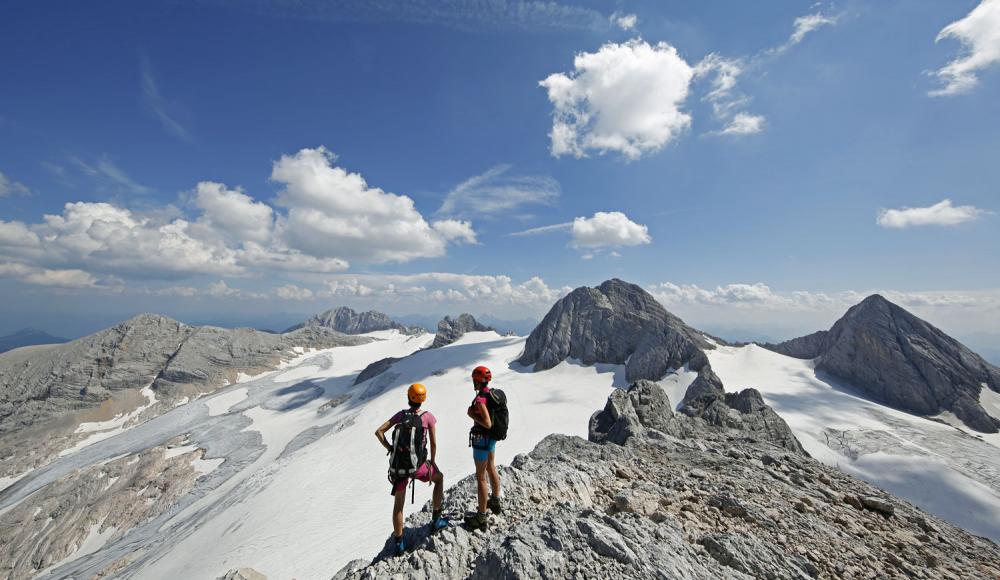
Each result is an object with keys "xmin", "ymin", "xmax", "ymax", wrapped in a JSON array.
[
  {"xmin": 518, "ymin": 279, "xmax": 714, "ymax": 383},
  {"xmin": 431, "ymin": 314, "xmax": 494, "ymax": 348},
  {"xmin": 766, "ymin": 294, "xmax": 1000, "ymax": 433}
]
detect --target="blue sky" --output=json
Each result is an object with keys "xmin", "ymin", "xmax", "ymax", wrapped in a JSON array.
[{"xmin": 1, "ymin": 0, "xmax": 998, "ymax": 346}]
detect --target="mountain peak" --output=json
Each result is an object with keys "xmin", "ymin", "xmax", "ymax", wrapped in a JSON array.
[
  {"xmin": 518, "ymin": 279, "xmax": 711, "ymax": 382},
  {"xmin": 768, "ymin": 294, "xmax": 1000, "ymax": 433}
]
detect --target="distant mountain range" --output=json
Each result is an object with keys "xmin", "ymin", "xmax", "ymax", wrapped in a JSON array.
[{"xmin": 0, "ymin": 328, "xmax": 68, "ymax": 354}]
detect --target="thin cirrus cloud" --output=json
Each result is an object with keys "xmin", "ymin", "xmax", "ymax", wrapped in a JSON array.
[
  {"xmin": 0, "ymin": 171, "xmax": 32, "ymax": 197},
  {"xmin": 0, "ymin": 146, "xmax": 477, "ymax": 289},
  {"xmin": 511, "ymin": 211, "xmax": 652, "ymax": 252},
  {"xmin": 876, "ymin": 199, "xmax": 991, "ymax": 228},
  {"xmin": 436, "ymin": 164, "xmax": 560, "ymax": 219},
  {"xmin": 930, "ymin": 0, "xmax": 1000, "ymax": 96},
  {"xmin": 539, "ymin": 9, "xmax": 842, "ymax": 158},
  {"xmin": 140, "ymin": 54, "xmax": 192, "ymax": 141},
  {"xmin": 69, "ymin": 155, "xmax": 153, "ymax": 195}
]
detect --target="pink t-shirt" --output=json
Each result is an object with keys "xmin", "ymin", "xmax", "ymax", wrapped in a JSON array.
[
  {"xmin": 472, "ymin": 385, "xmax": 491, "ymax": 409},
  {"xmin": 389, "ymin": 409, "xmax": 437, "ymax": 431}
]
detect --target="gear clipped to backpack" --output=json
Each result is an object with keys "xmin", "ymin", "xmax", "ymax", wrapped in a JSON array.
[{"xmin": 388, "ymin": 410, "xmax": 428, "ymax": 479}]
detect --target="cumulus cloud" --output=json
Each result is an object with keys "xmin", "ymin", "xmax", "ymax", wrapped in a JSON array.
[
  {"xmin": 931, "ymin": 0, "xmax": 1000, "ymax": 96},
  {"xmin": 431, "ymin": 219, "xmax": 478, "ymax": 244},
  {"xmin": 272, "ymin": 147, "xmax": 473, "ymax": 263},
  {"xmin": 611, "ymin": 12, "xmax": 637, "ymax": 31},
  {"xmin": 570, "ymin": 211, "xmax": 651, "ymax": 248},
  {"xmin": 648, "ymin": 281, "xmax": 1000, "ymax": 335},
  {"xmin": 0, "ymin": 262, "xmax": 100, "ymax": 288},
  {"xmin": 0, "ymin": 171, "xmax": 32, "ymax": 197},
  {"xmin": 436, "ymin": 165, "xmax": 559, "ymax": 219},
  {"xmin": 275, "ymin": 284, "xmax": 315, "ymax": 301},
  {"xmin": 318, "ymin": 273, "xmax": 571, "ymax": 310},
  {"xmin": 876, "ymin": 199, "xmax": 990, "ymax": 228},
  {"xmin": 540, "ymin": 39, "xmax": 694, "ymax": 160},
  {"xmin": 191, "ymin": 181, "xmax": 274, "ymax": 244}
]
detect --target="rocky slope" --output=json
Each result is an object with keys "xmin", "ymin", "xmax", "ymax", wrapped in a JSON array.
[
  {"xmin": 336, "ymin": 381, "xmax": 1000, "ymax": 580},
  {"xmin": 0, "ymin": 314, "xmax": 370, "ymax": 477},
  {"xmin": 287, "ymin": 306, "xmax": 418, "ymax": 335},
  {"xmin": 517, "ymin": 279, "xmax": 715, "ymax": 383},
  {"xmin": 765, "ymin": 294, "xmax": 1000, "ymax": 433},
  {"xmin": 431, "ymin": 314, "xmax": 494, "ymax": 348}
]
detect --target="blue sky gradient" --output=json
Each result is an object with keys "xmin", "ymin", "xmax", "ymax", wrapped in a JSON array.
[{"xmin": 1, "ymin": 0, "xmax": 998, "ymax": 345}]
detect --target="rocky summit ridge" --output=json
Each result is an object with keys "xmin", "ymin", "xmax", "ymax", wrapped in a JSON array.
[
  {"xmin": 336, "ymin": 380, "xmax": 1000, "ymax": 579},
  {"xmin": 766, "ymin": 294, "xmax": 1000, "ymax": 433},
  {"xmin": 288, "ymin": 306, "xmax": 421, "ymax": 335},
  {"xmin": 517, "ymin": 279, "xmax": 715, "ymax": 383}
]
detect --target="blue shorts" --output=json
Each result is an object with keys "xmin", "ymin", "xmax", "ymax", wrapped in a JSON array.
[{"xmin": 472, "ymin": 438, "xmax": 497, "ymax": 462}]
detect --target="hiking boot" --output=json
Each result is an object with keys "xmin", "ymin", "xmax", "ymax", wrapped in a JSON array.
[
  {"xmin": 465, "ymin": 511, "xmax": 488, "ymax": 531},
  {"xmin": 487, "ymin": 495, "xmax": 502, "ymax": 515},
  {"xmin": 431, "ymin": 510, "xmax": 449, "ymax": 533},
  {"xmin": 393, "ymin": 536, "xmax": 406, "ymax": 555}
]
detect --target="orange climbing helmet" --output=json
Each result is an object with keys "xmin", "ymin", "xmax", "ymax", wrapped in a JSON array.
[
  {"xmin": 407, "ymin": 383, "xmax": 427, "ymax": 404},
  {"xmin": 472, "ymin": 365, "xmax": 492, "ymax": 384}
]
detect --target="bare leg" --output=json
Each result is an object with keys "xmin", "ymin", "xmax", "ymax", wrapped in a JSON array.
[
  {"xmin": 392, "ymin": 486, "xmax": 406, "ymax": 538},
  {"xmin": 487, "ymin": 452, "xmax": 501, "ymax": 498},
  {"xmin": 474, "ymin": 459, "xmax": 488, "ymax": 513},
  {"xmin": 432, "ymin": 470, "xmax": 444, "ymax": 511}
]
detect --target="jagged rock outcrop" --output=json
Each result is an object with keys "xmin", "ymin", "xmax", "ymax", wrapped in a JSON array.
[
  {"xmin": 590, "ymin": 379, "xmax": 806, "ymax": 455},
  {"xmin": 517, "ymin": 279, "xmax": 714, "ymax": 383},
  {"xmin": 431, "ymin": 314, "xmax": 494, "ymax": 348},
  {"xmin": 0, "ymin": 314, "xmax": 370, "ymax": 439},
  {"xmin": 288, "ymin": 306, "xmax": 418, "ymax": 335},
  {"xmin": 337, "ymin": 385, "xmax": 1000, "ymax": 580},
  {"xmin": 353, "ymin": 356, "xmax": 403, "ymax": 386},
  {"xmin": 766, "ymin": 294, "xmax": 1000, "ymax": 433},
  {"xmin": 338, "ymin": 431, "xmax": 999, "ymax": 579},
  {"xmin": 217, "ymin": 569, "xmax": 267, "ymax": 580}
]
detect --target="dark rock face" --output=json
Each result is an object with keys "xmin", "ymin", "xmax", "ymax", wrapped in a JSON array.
[
  {"xmin": 766, "ymin": 294, "xmax": 1000, "ymax": 433},
  {"xmin": 518, "ymin": 279, "xmax": 713, "ymax": 383},
  {"xmin": 0, "ymin": 314, "xmax": 370, "ymax": 435},
  {"xmin": 431, "ymin": 314, "xmax": 494, "ymax": 348},
  {"xmin": 337, "ymin": 394, "xmax": 1000, "ymax": 580},
  {"xmin": 292, "ymin": 306, "xmax": 415, "ymax": 335},
  {"xmin": 353, "ymin": 356, "xmax": 402, "ymax": 386}
]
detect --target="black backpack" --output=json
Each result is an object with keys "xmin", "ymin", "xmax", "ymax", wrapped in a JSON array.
[
  {"xmin": 388, "ymin": 410, "xmax": 428, "ymax": 479},
  {"xmin": 485, "ymin": 389, "xmax": 509, "ymax": 441}
]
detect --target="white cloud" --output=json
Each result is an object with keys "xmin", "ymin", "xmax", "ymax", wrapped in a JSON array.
[
  {"xmin": 719, "ymin": 112, "xmax": 766, "ymax": 135},
  {"xmin": 931, "ymin": 0, "xmax": 1000, "ymax": 96},
  {"xmin": 318, "ymin": 273, "xmax": 571, "ymax": 311},
  {"xmin": 570, "ymin": 211, "xmax": 651, "ymax": 248},
  {"xmin": 436, "ymin": 165, "xmax": 559, "ymax": 218},
  {"xmin": 648, "ymin": 280, "xmax": 1000, "ymax": 338},
  {"xmin": 191, "ymin": 181, "xmax": 274, "ymax": 244},
  {"xmin": 508, "ymin": 222, "xmax": 573, "ymax": 237},
  {"xmin": 272, "ymin": 146, "xmax": 472, "ymax": 263},
  {"xmin": 694, "ymin": 54, "xmax": 764, "ymax": 136},
  {"xmin": 540, "ymin": 39, "xmax": 694, "ymax": 160},
  {"xmin": 611, "ymin": 12, "xmax": 637, "ymax": 31},
  {"xmin": 431, "ymin": 219, "xmax": 478, "ymax": 245},
  {"xmin": 770, "ymin": 11, "xmax": 841, "ymax": 55},
  {"xmin": 275, "ymin": 284, "xmax": 315, "ymax": 301},
  {"xmin": 876, "ymin": 199, "xmax": 990, "ymax": 228},
  {"xmin": 0, "ymin": 262, "xmax": 99, "ymax": 288},
  {"xmin": 0, "ymin": 171, "xmax": 32, "ymax": 197}
]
